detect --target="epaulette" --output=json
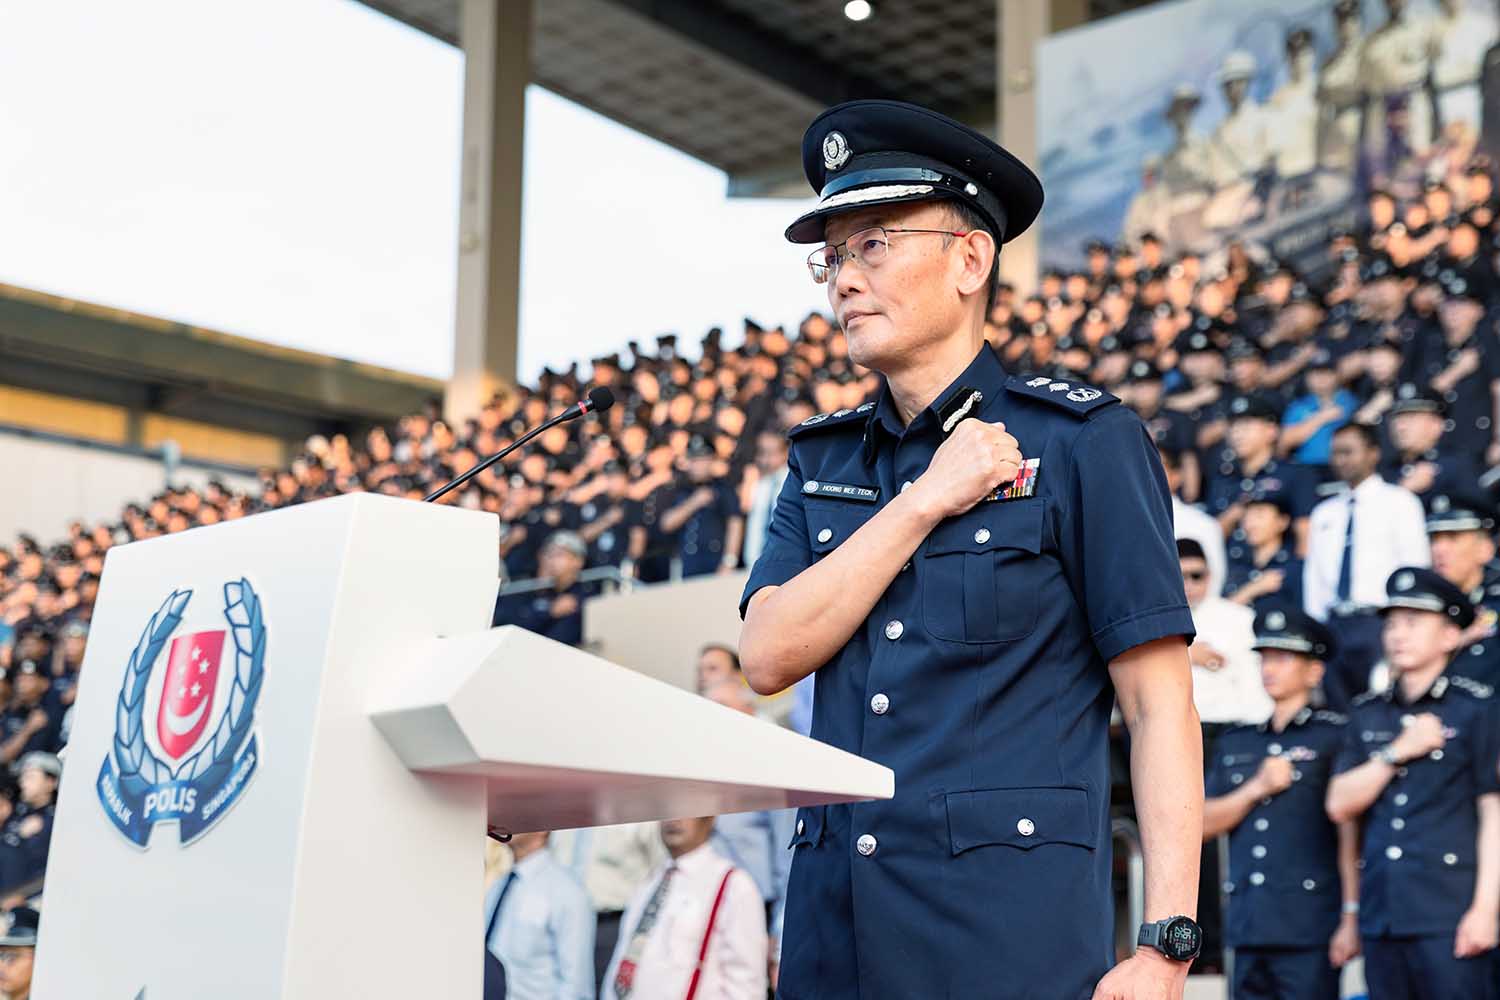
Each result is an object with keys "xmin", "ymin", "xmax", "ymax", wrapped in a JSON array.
[
  {"xmin": 1351, "ymin": 689, "xmax": 1384, "ymax": 707},
  {"xmin": 1005, "ymin": 374, "xmax": 1118, "ymax": 417},
  {"xmin": 1312, "ymin": 710, "xmax": 1348, "ymax": 725},
  {"xmin": 787, "ymin": 401, "xmax": 875, "ymax": 439},
  {"xmin": 1450, "ymin": 674, "xmax": 1494, "ymax": 700}
]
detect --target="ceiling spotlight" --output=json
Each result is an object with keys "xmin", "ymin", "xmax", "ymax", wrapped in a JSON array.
[{"xmin": 844, "ymin": 1, "xmax": 872, "ymax": 22}]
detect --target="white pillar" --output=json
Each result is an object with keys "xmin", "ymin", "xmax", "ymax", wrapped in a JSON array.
[
  {"xmin": 997, "ymin": 0, "xmax": 1086, "ymax": 295},
  {"xmin": 448, "ymin": 0, "xmax": 531, "ymax": 424}
]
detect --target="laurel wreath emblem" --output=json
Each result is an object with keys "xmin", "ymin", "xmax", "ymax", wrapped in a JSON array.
[{"xmin": 111, "ymin": 579, "xmax": 266, "ymax": 799}]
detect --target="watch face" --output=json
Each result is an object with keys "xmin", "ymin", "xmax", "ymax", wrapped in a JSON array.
[{"xmin": 1163, "ymin": 917, "xmax": 1203, "ymax": 961}]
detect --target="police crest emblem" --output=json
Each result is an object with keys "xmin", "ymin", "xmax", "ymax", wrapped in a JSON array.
[{"xmin": 97, "ymin": 580, "xmax": 267, "ymax": 847}]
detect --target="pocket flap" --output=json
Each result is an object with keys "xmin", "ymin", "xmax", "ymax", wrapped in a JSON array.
[
  {"xmin": 805, "ymin": 503, "xmax": 874, "ymax": 554},
  {"xmin": 926, "ymin": 501, "xmax": 1043, "ymax": 556},
  {"xmin": 788, "ymin": 805, "xmax": 826, "ymax": 848},
  {"xmin": 944, "ymin": 785, "xmax": 1092, "ymax": 854}
]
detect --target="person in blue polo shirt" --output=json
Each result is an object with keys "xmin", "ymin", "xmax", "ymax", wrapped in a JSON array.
[
  {"xmin": 1204, "ymin": 608, "xmax": 1359, "ymax": 998},
  {"xmin": 1327, "ymin": 567, "xmax": 1500, "ymax": 1000},
  {"xmin": 739, "ymin": 99, "xmax": 1203, "ymax": 1000}
]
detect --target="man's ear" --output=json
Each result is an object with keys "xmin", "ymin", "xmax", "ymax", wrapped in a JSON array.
[{"xmin": 956, "ymin": 230, "xmax": 996, "ymax": 300}]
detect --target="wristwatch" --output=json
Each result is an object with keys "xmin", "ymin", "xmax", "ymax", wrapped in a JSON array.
[{"xmin": 1138, "ymin": 915, "xmax": 1203, "ymax": 962}]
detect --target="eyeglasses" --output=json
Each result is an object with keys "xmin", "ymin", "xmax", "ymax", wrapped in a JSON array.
[{"xmin": 807, "ymin": 226, "xmax": 967, "ymax": 285}]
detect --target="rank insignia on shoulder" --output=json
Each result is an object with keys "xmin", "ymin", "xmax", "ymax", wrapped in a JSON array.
[
  {"xmin": 1312, "ymin": 710, "xmax": 1348, "ymax": 725},
  {"xmin": 1006, "ymin": 374, "xmax": 1118, "ymax": 416},
  {"xmin": 987, "ymin": 458, "xmax": 1039, "ymax": 501},
  {"xmin": 802, "ymin": 480, "xmax": 880, "ymax": 503},
  {"xmin": 1451, "ymin": 675, "xmax": 1494, "ymax": 700},
  {"xmin": 788, "ymin": 404, "xmax": 872, "ymax": 439}
]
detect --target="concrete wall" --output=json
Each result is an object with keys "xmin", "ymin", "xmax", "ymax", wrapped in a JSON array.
[{"xmin": 0, "ymin": 429, "xmax": 259, "ymax": 542}]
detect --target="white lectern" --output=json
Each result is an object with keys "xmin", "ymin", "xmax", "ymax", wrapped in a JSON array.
[{"xmin": 33, "ymin": 493, "xmax": 892, "ymax": 998}]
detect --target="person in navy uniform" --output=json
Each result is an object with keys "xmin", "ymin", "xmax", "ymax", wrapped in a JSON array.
[
  {"xmin": 1426, "ymin": 492, "xmax": 1500, "ymax": 687},
  {"xmin": 738, "ymin": 100, "xmax": 1204, "ymax": 1000},
  {"xmin": 1206, "ymin": 394, "xmax": 1318, "ymax": 550},
  {"xmin": 1223, "ymin": 488, "xmax": 1304, "ymax": 616},
  {"xmin": 1203, "ymin": 609, "xmax": 1360, "ymax": 999},
  {"xmin": 1327, "ymin": 568, "xmax": 1500, "ymax": 1000},
  {"xmin": 660, "ymin": 433, "xmax": 745, "ymax": 578},
  {"xmin": 1378, "ymin": 384, "xmax": 1483, "ymax": 504}
]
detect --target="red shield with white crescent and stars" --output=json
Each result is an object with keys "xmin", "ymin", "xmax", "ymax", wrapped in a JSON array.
[{"xmin": 156, "ymin": 630, "xmax": 226, "ymax": 760}]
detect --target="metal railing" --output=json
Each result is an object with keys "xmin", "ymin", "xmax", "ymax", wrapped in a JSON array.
[{"xmin": 1112, "ymin": 816, "xmax": 1145, "ymax": 960}]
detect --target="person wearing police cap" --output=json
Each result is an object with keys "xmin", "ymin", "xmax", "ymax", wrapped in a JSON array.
[
  {"xmin": 1224, "ymin": 487, "xmax": 1305, "ymax": 617},
  {"xmin": 1378, "ymin": 383, "xmax": 1484, "ymax": 503},
  {"xmin": 1401, "ymin": 277, "xmax": 1500, "ymax": 464},
  {"xmin": 1206, "ymin": 393, "xmax": 1317, "ymax": 546},
  {"xmin": 1205, "ymin": 51, "xmax": 1272, "ymax": 216},
  {"xmin": 1328, "ymin": 567, "xmax": 1500, "ymax": 998},
  {"xmin": 1427, "ymin": 492, "xmax": 1500, "ymax": 686},
  {"xmin": 1204, "ymin": 608, "xmax": 1359, "ymax": 999},
  {"xmin": 660, "ymin": 433, "xmax": 744, "ymax": 578},
  {"xmin": 740, "ymin": 100, "xmax": 1203, "ymax": 1000},
  {"xmin": 491, "ymin": 531, "xmax": 593, "ymax": 647},
  {"xmin": 0, "ymin": 906, "xmax": 39, "ymax": 999}
]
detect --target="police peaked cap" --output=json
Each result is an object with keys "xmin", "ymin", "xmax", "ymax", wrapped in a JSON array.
[
  {"xmin": 785, "ymin": 100, "xmax": 1044, "ymax": 245},
  {"xmin": 1382, "ymin": 567, "xmax": 1476, "ymax": 629}
]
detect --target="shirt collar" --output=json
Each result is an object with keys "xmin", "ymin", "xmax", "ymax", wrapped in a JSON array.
[
  {"xmin": 513, "ymin": 850, "xmax": 550, "ymax": 877},
  {"xmin": 1259, "ymin": 704, "xmax": 1314, "ymax": 733},
  {"xmin": 667, "ymin": 840, "xmax": 720, "ymax": 875},
  {"xmin": 862, "ymin": 345, "xmax": 1009, "ymax": 463},
  {"xmin": 1386, "ymin": 670, "xmax": 1451, "ymax": 705}
]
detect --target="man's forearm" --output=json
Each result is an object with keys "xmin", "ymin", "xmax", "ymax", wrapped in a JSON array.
[
  {"xmin": 1113, "ymin": 640, "xmax": 1202, "ymax": 921},
  {"xmin": 1472, "ymin": 794, "xmax": 1500, "ymax": 913},
  {"xmin": 1327, "ymin": 760, "xmax": 1396, "ymax": 823},
  {"xmin": 1203, "ymin": 782, "xmax": 1264, "ymax": 839},
  {"xmin": 740, "ymin": 489, "xmax": 939, "ymax": 694}
]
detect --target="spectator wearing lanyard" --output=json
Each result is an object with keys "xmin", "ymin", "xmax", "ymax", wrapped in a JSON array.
[{"xmin": 601, "ymin": 817, "xmax": 766, "ymax": 1000}]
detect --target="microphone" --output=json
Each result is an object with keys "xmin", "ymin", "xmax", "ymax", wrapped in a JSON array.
[{"xmin": 422, "ymin": 387, "xmax": 615, "ymax": 503}]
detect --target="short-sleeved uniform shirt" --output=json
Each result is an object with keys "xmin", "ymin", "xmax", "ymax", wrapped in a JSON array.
[
  {"xmin": 1459, "ymin": 575, "xmax": 1500, "ymax": 686},
  {"xmin": 1205, "ymin": 707, "xmax": 1348, "ymax": 948},
  {"xmin": 1223, "ymin": 541, "xmax": 1304, "ymax": 615},
  {"xmin": 1205, "ymin": 457, "xmax": 1319, "ymax": 523},
  {"xmin": 1334, "ymin": 671, "xmax": 1500, "ymax": 938},
  {"xmin": 740, "ymin": 345, "xmax": 1195, "ymax": 1000},
  {"xmin": 671, "ymin": 479, "xmax": 742, "ymax": 577}
]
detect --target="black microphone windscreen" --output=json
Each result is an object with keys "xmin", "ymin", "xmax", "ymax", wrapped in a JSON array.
[{"xmin": 587, "ymin": 387, "xmax": 615, "ymax": 414}]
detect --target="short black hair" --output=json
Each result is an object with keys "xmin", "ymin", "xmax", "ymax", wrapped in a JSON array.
[
  {"xmin": 699, "ymin": 643, "xmax": 741, "ymax": 672},
  {"xmin": 1177, "ymin": 538, "xmax": 1207, "ymax": 562},
  {"xmin": 1333, "ymin": 421, "xmax": 1381, "ymax": 451},
  {"xmin": 943, "ymin": 199, "xmax": 1001, "ymax": 313}
]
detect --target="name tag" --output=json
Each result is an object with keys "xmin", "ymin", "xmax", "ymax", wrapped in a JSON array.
[{"xmin": 803, "ymin": 480, "xmax": 879, "ymax": 503}]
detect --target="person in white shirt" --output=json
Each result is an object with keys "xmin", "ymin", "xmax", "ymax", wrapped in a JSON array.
[
  {"xmin": 742, "ymin": 428, "xmax": 790, "ymax": 567},
  {"xmin": 1160, "ymin": 445, "xmax": 1226, "ymax": 599},
  {"xmin": 482, "ymin": 831, "xmax": 595, "ymax": 1000},
  {"xmin": 550, "ymin": 822, "xmax": 666, "ymax": 990},
  {"xmin": 601, "ymin": 817, "xmax": 767, "ymax": 1000},
  {"xmin": 1180, "ymin": 539, "xmax": 1272, "ymax": 727},
  {"xmin": 1303, "ymin": 422, "xmax": 1429, "ymax": 710}
]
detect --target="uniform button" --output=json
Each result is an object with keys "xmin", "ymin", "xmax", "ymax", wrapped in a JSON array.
[
  {"xmin": 1292, "ymin": 770, "xmax": 1302, "ymax": 782},
  {"xmin": 974, "ymin": 527, "xmax": 991, "ymax": 545},
  {"xmin": 1445, "ymin": 853, "xmax": 1459, "ymax": 866},
  {"xmin": 870, "ymin": 693, "xmax": 890, "ymax": 715},
  {"xmin": 1222, "ymin": 881, "xmax": 1235, "ymax": 894},
  {"xmin": 817, "ymin": 528, "xmax": 833, "ymax": 543},
  {"xmin": 1260, "ymin": 797, "xmax": 1273, "ymax": 806},
  {"xmin": 1396, "ymin": 767, "xmax": 1408, "ymax": 778},
  {"xmin": 856, "ymin": 834, "xmax": 877, "ymax": 856},
  {"xmin": 900, "ymin": 480, "xmax": 913, "ymax": 493},
  {"xmin": 1231, "ymin": 773, "xmax": 1244, "ymax": 785},
  {"xmin": 1017, "ymin": 818, "xmax": 1036, "ymax": 837},
  {"xmin": 1386, "ymin": 845, "xmax": 1403, "ymax": 861},
  {"xmin": 1431, "ymin": 750, "xmax": 1444, "ymax": 761},
  {"xmin": 1251, "ymin": 845, "xmax": 1267, "ymax": 859},
  {"xmin": 885, "ymin": 620, "xmax": 904, "ymax": 641},
  {"xmin": 1254, "ymin": 818, "xmax": 1270, "ymax": 832},
  {"xmin": 1392, "ymin": 818, "xmax": 1405, "ymax": 831},
  {"xmin": 1395, "ymin": 793, "xmax": 1409, "ymax": 806},
  {"xmin": 1303, "ymin": 879, "xmax": 1317, "ymax": 891},
  {"xmin": 901, "ymin": 561, "xmax": 911, "ymax": 572},
  {"xmin": 796, "ymin": 819, "xmax": 805, "ymax": 836},
  {"xmin": 1267, "ymin": 743, "xmax": 1282, "ymax": 755},
  {"xmin": 1249, "ymin": 872, "xmax": 1265, "ymax": 886}
]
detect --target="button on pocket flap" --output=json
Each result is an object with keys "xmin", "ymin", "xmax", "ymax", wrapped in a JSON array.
[
  {"xmin": 926, "ymin": 501, "xmax": 1043, "ymax": 556},
  {"xmin": 945, "ymin": 785, "xmax": 1091, "ymax": 854},
  {"xmin": 788, "ymin": 805, "xmax": 826, "ymax": 848},
  {"xmin": 805, "ymin": 504, "xmax": 872, "ymax": 553}
]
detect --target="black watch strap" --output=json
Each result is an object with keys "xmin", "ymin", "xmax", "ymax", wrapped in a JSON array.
[{"xmin": 1137, "ymin": 915, "xmax": 1202, "ymax": 961}]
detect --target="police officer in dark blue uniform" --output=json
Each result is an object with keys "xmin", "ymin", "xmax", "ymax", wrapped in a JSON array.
[
  {"xmin": 1206, "ymin": 394, "xmax": 1318, "ymax": 545},
  {"xmin": 1223, "ymin": 488, "xmax": 1304, "ymax": 616},
  {"xmin": 739, "ymin": 100, "xmax": 1204, "ymax": 1000},
  {"xmin": 660, "ymin": 434, "xmax": 745, "ymax": 578},
  {"xmin": 1426, "ymin": 493, "xmax": 1500, "ymax": 686},
  {"xmin": 1378, "ymin": 385, "xmax": 1483, "ymax": 504},
  {"xmin": 1204, "ymin": 609, "xmax": 1359, "ymax": 998},
  {"xmin": 1328, "ymin": 568, "xmax": 1500, "ymax": 1000}
]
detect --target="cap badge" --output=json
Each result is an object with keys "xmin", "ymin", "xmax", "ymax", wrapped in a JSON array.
[
  {"xmin": 1395, "ymin": 571, "xmax": 1415, "ymax": 591},
  {"xmin": 822, "ymin": 131, "xmax": 851, "ymax": 171},
  {"xmin": 1267, "ymin": 611, "xmax": 1286, "ymax": 630},
  {"xmin": 1434, "ymin": 496, "xmax": 1451, "ymax": 512}
]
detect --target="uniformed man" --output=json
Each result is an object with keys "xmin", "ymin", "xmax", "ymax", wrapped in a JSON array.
[
  {"xmin": 1204, "ymin": 609, "xmax": 1360, "ymax": 999},
  {"xmin": 1206, "ymin": 394, "xmax": 1318, "ymax": 549},
  {"xmin": 1378, "ymin": 384, "xmax": 1483, "ymax": 502},
  {"xmin": 1160, "ymin": 84, "xmax": 1214, "ymax": 248},
  {"xmin": 1224, "ymin": 488, "xmax": 1304, "ymax": 616},
  {"xmin": 1426, "ymin": 492, "xmax": 1500, "ymax": 685},
  {"xmin": 739, "ymin": 100, "xmax": 1204, "ymax": 1000},
  {"xmin": 1205, "ymin": 52, "xmax": 1273, "ymax": 230},
  {"xmin": 1268, "ymin": 27, "xmax": 1321, "ymax": 185},
  {"xmin": 659, "ymin": 433, "xmax": 745, "ymax": 578},
  {"xmin": 1318, "ymin": 0, "xmax": 1368, "ymax": 172},
  {"xmin": 1358, "ymin": 0, "xmax": 1441, "ymax": 164},
  {"xmin": 1327, "ymin": 568, "xmax": 1500, "ymax": 999}
]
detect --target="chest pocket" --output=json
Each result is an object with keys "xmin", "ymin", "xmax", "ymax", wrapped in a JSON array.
[
  {"xmin": 804, "ymin": 500, "xmax": 875, "ymax": 557},
  {"xmin": 922, "ymin": 501, "xmax": 1044, "ymax": 644}
]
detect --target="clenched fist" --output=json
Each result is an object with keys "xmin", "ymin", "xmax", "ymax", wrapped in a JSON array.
[{"xmin": 908, "ymin": 420, "xmax": 1023, "ymax": 522}]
